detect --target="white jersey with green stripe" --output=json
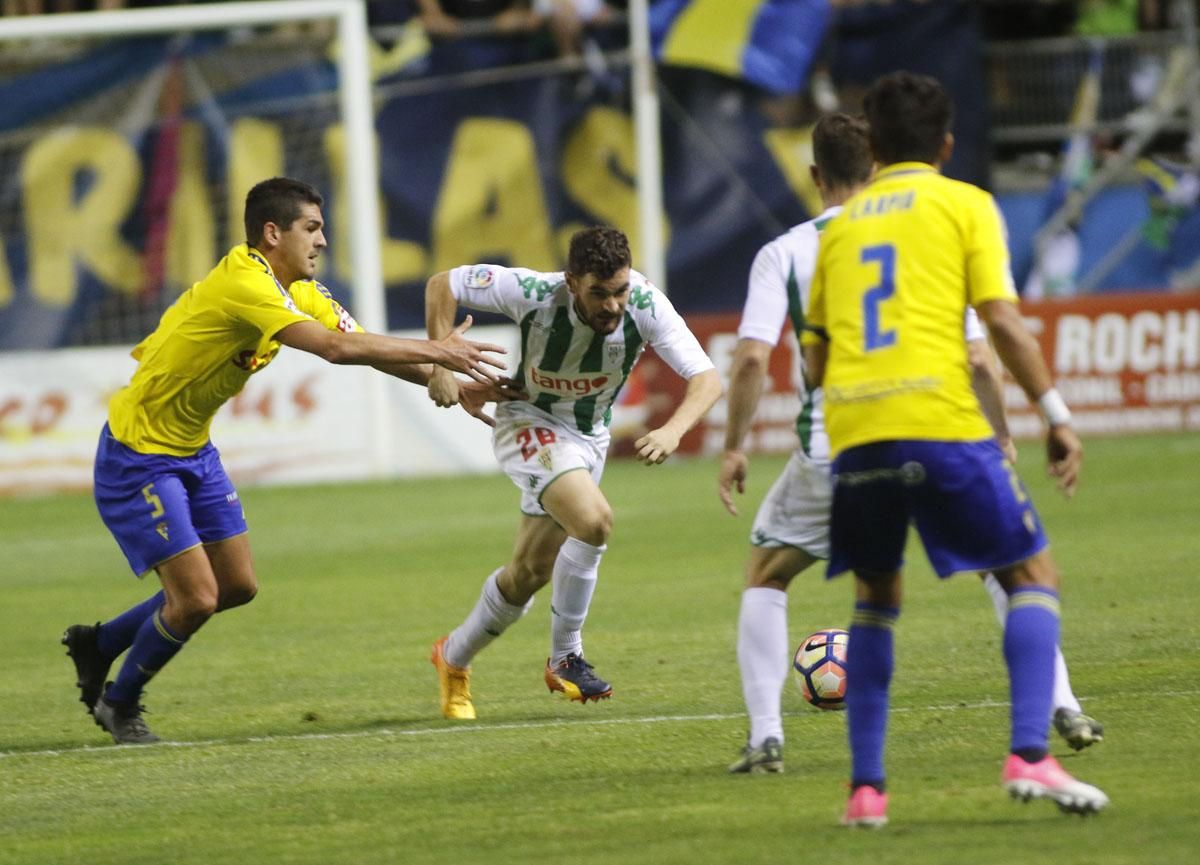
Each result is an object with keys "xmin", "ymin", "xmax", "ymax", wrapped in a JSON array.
[
  {"xmin": 737, "ymin": 206, "xmax": 841, "ymax": 462},
  {"xmin": 449, "ymin": 263, "xmax": 715, "ymax": 437}
]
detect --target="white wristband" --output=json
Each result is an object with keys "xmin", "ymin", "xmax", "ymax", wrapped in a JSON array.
[{"xmin": 1038, "ymin": 388, "xmax": 1072, "ymax": 426}]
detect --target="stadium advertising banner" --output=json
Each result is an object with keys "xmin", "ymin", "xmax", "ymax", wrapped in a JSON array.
[
  {"xmin": 1003, "ymin": 293, "xmax": 1200, "ymax": 438},
  {"xmin": 0, "ymin": 326, "xmax": 514, "ymax": 496},
  {"xmin": 653, "ymin": 293, "xmax": 1200, "ymax": 458},
  {"xmin": 3, "ymin": 297, "xmax": 1196, "ymax": 495}
]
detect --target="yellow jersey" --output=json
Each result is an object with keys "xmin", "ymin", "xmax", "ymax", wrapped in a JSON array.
[
  {"xmin": 108, "ymin": 245, "xmax": 361, "ymax": 455},
  {"xmin": 803, "ymin": 162, "xmax": 1018, "ymax": 455}
]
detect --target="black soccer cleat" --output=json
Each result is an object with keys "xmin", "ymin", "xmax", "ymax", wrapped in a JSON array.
[
  {"xmin": 544, "ymin": 653, "xmax": 613, "ymax": 703},
  {"xmin": 1053, "ymin": 708, "xmax": 1105, "ymax": 751},
  {"xmin": 728, "ymin": 736, "xmax": 784, "ymax": 774},
  {"xmin": 62, "ymin": 623, "xmax": 113, "ymax": 715},
  {"xmin": 93, "ymin": 687, "xmax": 161, "ymax": 745}
]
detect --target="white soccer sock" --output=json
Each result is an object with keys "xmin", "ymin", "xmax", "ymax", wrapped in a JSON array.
[
  {"xmin": 1052, "ymin": 645, "xmax": 1082, "ymax": 714},
  {"xmin": 445, "ymin": 568, "xmax": 532, "ymax": 668},
  {"xmin": 981, "ymin": 572, "xmax": 1009, "ymax": 626},
  {"xmin": 738, "ymin": 586, "xmax": 789, "ymax": 748},
  {"xmin": 550, "ymin": 537, "xmax": 606, "ymax": 663},
  {"xmin": 982, "ymin": 572, "xmax": 1082, "ymax": 716}
]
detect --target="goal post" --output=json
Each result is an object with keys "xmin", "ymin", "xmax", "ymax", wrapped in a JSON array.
[
  {"xmin": 0, "ymin": 1, "xmax": 383, "ymax": 330},
  {"xmin": 0, "ymin": 0, "xmax": 395, "ymax": 479}
]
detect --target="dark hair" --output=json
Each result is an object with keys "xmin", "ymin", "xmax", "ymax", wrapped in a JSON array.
[
  {"xmin": 244, "ymin": 177, "xmax": 324, "ymax": 245},
  {"xmin": 567, "ymin": 226, "xmax": 632, "ymax": 280},
  {"xmin": 862, "ymin": 71, "xmax": 953, "ymax": 165},
  {"xmin": 812, "ymin": 113, "xmax": 873, "ymax": 188}
]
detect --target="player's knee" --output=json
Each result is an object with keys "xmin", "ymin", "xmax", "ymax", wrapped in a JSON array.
[
  {"xmin": 218, "ymin": 581, "xmax": 258, "ymax": 611},
  {"xmin": 168, "ymin": 592, "xmax": 218, "ymax": 634},
  {"xmin": 575, "ymin": 504, "xmax": 613, "ymax": 547},
  {"xmin": 745, "ymin": 566, "xmax": 790, "ymax": 591},
  {"xmin": 998, "ymin": 551, "xmax": 1059, "ymax": 591}
]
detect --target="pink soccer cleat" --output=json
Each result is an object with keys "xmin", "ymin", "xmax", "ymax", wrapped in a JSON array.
[
  {"xmin": 841, "ymin": 785, "xmax": 888, "ymax": 827},
  {"xmin": 1002, "ymin": 754, "xmax": 1109, "ymax": 814}
]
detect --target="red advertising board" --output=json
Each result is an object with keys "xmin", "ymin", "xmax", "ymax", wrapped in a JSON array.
[{"xmin": 616, "ymin": 293, "xmax": 1200, "ymax": 459}]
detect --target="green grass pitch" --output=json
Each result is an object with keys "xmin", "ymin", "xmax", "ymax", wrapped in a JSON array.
[{"xmin": 1, "ymin": 432, "xmax": 1197, "ymax": 864}]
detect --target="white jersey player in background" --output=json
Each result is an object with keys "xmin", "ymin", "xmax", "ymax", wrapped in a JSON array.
[
  {"xmin": 426, "ymin": 226, "xmax": 722, "ymax": 720},
  {"xmin": 718, "ymin": 114, "xmax": 1103, "ymax": 773}
]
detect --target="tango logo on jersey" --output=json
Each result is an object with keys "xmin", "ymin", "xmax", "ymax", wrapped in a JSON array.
[
  {"xmin": 529, "ymin": 367, "xmax": 609, "ymax": 395},
  {"xmin": 463, "ymin": 266, "xmax": 496, "ymax": 290}
]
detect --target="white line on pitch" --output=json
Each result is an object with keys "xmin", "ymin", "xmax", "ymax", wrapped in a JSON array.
[{"xmin": 3, "ymin": 690, "xmax": 1196, "ymax": 762}]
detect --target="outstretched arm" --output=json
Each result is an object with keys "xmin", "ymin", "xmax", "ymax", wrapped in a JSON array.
[
  {"xmin": 275, "ymin": 318, "xmax": 504, "ymax": 382},
  {"xmin": 977, "ymin": 298, "xmax": 1081, "ymax": 496},
  {"xmin": 426, "ymin": 271, "xmax": 465, "ymax": 407},
  {"xmin": 365, "ymin": 355, "xmax": 525, "ymax": 428},
  {"xmin": 634, "ymin": 368, "xmax": 723, "ymax": 465},
  {"xmin": 718, "ymin": 338, "xmax": 772, "ymax": 515}
]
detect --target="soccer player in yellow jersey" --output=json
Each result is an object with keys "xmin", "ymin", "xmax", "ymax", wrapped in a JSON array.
[
  {"xmin": 63, "ymin": 177, "xmax": 509, "ymax": 744},
  {"xmin": 803, "ymin": 73, "xmax": 1108, "ymax": 824}
]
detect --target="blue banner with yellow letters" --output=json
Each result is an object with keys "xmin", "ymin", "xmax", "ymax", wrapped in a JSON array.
[
  {"xmin": 0, "ymin": 31, "xmax": 810, "ymax": 349},
  {"xmin": 650, "ymin": 0, "xmax": 831, "ymax": 95},
  {"xmin": 0, "ymin": 18, "xmax": 1191, "ymax": 352}
]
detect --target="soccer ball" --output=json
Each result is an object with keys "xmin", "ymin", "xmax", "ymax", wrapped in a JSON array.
[{"xmin": 793, "ymin": 628, "xmax": 849, "ymax": 710}]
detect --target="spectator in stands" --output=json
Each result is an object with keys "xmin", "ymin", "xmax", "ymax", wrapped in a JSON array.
[
  {"xmin": 414, "ymin": 0, "xmax": 542, "ymax": 39},
  {"xmin": 534, "ymin": 0, "xmax": 619, "ymax": 59},
  {"xmin": 413, "ymin": 0, "xmax": 547, "ymax": 71}
]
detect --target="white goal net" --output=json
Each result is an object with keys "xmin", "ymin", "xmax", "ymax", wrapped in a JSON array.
[
  {"xmin": 0, "ymin": 0, "xmax": 383, "ymax": 351},
  {"xmin": 0, "ymin": 0, "xmax": 411, "ymax": 494}
]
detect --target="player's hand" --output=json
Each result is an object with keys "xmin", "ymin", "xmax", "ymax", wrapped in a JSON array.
[
  {"xmin": 428, "ymin": 366, "xmax": 461, "ymax": 407},
  {"xmin": 718, "ymin": 449, "xmax": 749, "ymax": 516},
  {"xmin": 634, "ymin": 426, "xmax": 681, "ymax": 465},
  {"xmin": 456, "ymin": 377, "xmax": 528, "ymax": 427},
  {"xmin": 1045, "ymin": 423, "xmax": 1082, "ymax": 498},
  {"xmin": 436, "ymin": 316, "xmax": 507, "ymax": 384},
  {"xmin": 998, "ymin": 435, "xmax": 1018, "ymax": 465},
  {"xmin": 420, "ymin": 9, "xmax": 462, "ymax": 36}
]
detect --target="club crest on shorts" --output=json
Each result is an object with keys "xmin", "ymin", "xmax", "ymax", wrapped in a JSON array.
[
  {"xmin": 463, "ymin": 266, "xmax": 495, "ymax": 290},
  {"xmin": 538, "ymin": 449, "xmax": 553, "ymax": 471}
]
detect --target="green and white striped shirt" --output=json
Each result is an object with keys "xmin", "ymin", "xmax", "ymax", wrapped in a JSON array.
[
  {"xmin": 450, "ymin": 264, "xmax": 715, "ymax": 436},
  {"xmin": 738, "ymin": 207, "xmax": 841, "ymax": 461}
]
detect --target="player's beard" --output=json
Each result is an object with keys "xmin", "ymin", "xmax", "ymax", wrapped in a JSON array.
[
  {"xmin": 589, "ymin": 314, "xmax": 621, "ymax": 334},
  {"xmin": 579, "ymin": 303, "xmax": 621, "ymax": 334}
]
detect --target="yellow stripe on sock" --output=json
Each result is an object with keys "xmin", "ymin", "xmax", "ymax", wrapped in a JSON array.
[
  {"xmin": 851, "ymin": 611, "xmax": 897, "ymax": 630},
  {"xmin": 1009, "ymin": 593, "xmax": 1061, "ymax": 616},
  {"xmin": 153, "ymin": 610, "xmax": 185, "ymax": 645}
]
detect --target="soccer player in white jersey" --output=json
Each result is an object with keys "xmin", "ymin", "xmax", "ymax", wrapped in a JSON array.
[
  {"xmin": 425, "ymin": 226, "xmax": 722, "ymax": 719},
  {"xmin": 719, "ymin": 115, "xmax": 1102, "ymax": 774}
]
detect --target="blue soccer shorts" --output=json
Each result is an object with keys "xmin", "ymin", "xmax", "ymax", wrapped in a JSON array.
[
  {"xmin": 826, "ymin": 439, "xmax": 1048, "ymax": 579},
  {"xmin": 93, "ymin": 424, "xmax": 248, "ymax": 577}
]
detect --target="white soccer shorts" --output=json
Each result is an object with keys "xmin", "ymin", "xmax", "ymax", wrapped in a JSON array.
[
  {"xmin": 493, "ymin": 403, "xmax": 608, "ymax": 517},
  {"xmin": 749, "ymin": 449, "xmax": 832, "ymax": 559}
]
